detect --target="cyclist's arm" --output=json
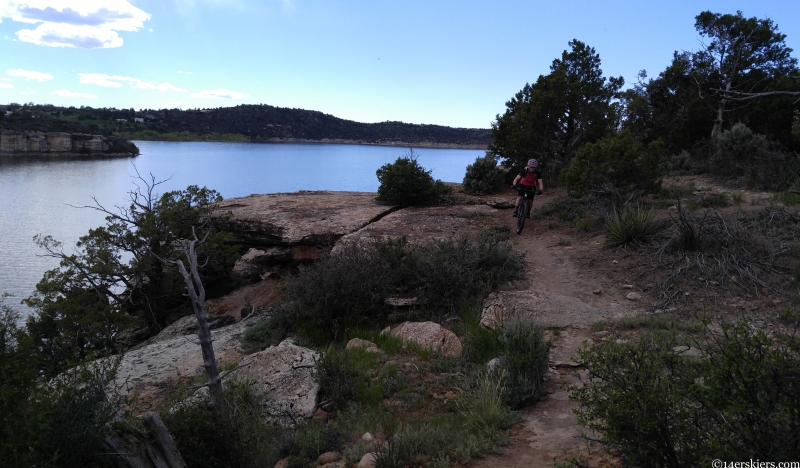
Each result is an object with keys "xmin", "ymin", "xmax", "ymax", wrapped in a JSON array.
[
  {"xmin": 512, "ymin": 174, "xmax": 522, "ymax": 186},
  {"xmin": 538, "ymin": 179, "xmax": 545, "ymax": 192}
]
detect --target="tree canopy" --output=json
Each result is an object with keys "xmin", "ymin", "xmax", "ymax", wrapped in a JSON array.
[{"xmin": 489, "ymin": 40, "xmax": 624, "ymax": 179}]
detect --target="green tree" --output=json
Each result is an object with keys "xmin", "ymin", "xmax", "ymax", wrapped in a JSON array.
[
  {"xmin": 25, "ymin": 173, "xmax": 239, "ymax": 375},
  {"xmin": 463, "ymin": 153, "xmax": 504, "ymax": 195},
  {"xmin": 376, "ymin": 149, "xmax": 452, "ymax": 207},
  {"xmin": 489, "ymin": 40, "xmax": 624, "ymax": 179},
  {"xmin": 691, "ymin": 10, "xmax": 798, "ymax": 137},
  {"xmin": 562, "ymin": 130, "xmax": 665, "ymax": 205}
]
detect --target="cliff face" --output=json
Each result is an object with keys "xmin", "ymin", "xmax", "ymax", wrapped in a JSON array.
[{"xmin": 0, "ymin": 130, "xmax": 138, "ymax": 156}]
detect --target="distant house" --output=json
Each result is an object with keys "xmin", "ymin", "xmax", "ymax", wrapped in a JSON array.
[
  {"xmin": 134, "ymin": 117, "xmax": 144, "ymax": 123},
  {"xmin": 145, "ymin": 114, "xmax": 156, "ymax": 121},
  {"xmin": 116, "ymin": 119, "xmax": 127, "ymax": 123}
]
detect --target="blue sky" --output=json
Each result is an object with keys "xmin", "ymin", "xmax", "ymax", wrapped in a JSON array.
[{"xmin": 1, "ymin": 0, "xmax": 798, "ymax": 129}]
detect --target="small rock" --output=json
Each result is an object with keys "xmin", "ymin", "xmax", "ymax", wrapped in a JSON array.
[
  {"xmin": 318, "ymin": 451, "xmax": 342, "ymax": 465},
  {"xmin": 487, "ymin": 198, "xmax": 515, "ymax": 209},
  {"xmin": 684, "ymin": 292, "xmax": 690, "ymax": 296},
  {"xmin": 593, "ymin": 330, "xmax": 609, "ymax": 338},
  {"xmin": 621, "ymin": 284, "xmax": 633, "ymax": 289},
  {"xmin": 614, "ymin": 338, "xmax": 628, "ymax": 344},
  {"xmin": 486, "ymin": 357, "xmax": 503, "ymax": 372},
  {"xmin": 274, "ymin": 457, "xmax": 290, "ymax": 468},
  {"xmin": 312, "ymin": 409, "xmax": 328, "ymax": 421},
  {"xmin": 773, "ymin": 299, "xmax": 782, "ymax": 305},
  {"xmin": 384, "ymin": 297, "xmax": 419, "ymax": 307},
  {"xmin": 346, "ymin": 338, "xmax": 380, "ymax": 354},
  {"xmin": 668, "ymin": 205, "xmax": 677, "ymax": 210},
  {"xmin": 444, "ymin": 391, "xmax": 456, "ymax": 399},
  {"xmin": 710, "ymin": 281, "xmax": 719, "ymax": 285},
  {"xmin": 626, "ymin": 292, "xmax": 642, "ymax": 301},
  {"xmin": 612, "ymin": 260, "xmax": 619, "ymax": 264},
  {"xmin": 592, "ymin": 289, "xmax": 602, "ymax": 295},
  {"xmin": 362, "ymin": 432, "xmax": 374, "ymax": 443},
  {"xmin": 358, "ymin": 452, "xmax": 377, "ymax": 468}
]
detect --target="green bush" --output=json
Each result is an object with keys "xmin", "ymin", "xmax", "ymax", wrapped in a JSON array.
[
  {"xmin": 314, "ymin": 346, "xmax": 383, "ymax": 409},
  {"xmin": 532, "ymin": 196, "xmax": 587, "ymax": 223},
  {"xmin": 710, "ymin": 123, "xmax": 800, "ymax": 189},
  {"xmin": 1, "ymin": 301, "xmax": 126, "ymax": 467},
  {"xmin": 606, "ymin": 204, "xmax": 660, "ymax": 249},
  {"xmin": 463, "ymin": 154, "xmax": 505, "ymax": 195},
  {"xmin": 162, "ymin": 381, "xmax": 285, "ymax": 468},
  {"xmin": 496, "ymin": 317, "xmax": 550, "ymax": 408},
  {"xmin": 285, "ymin": 232, "xmax": 523, "ymax": 341},
  {"xmin": 562, "ymin": 130, "xmax": 665, "ymax": 200},
  {"xmin": 572, "ymin": 323, "xmax": 800, "ymax": 466},
  {"xmin": 376, "ymin": 149, "xmax": 453, "ymax": 207}
]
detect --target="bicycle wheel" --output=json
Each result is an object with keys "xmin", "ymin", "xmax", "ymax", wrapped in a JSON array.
[{"xmin": 516, "ymin": 199, "xmax": 527, "ymax": 234}]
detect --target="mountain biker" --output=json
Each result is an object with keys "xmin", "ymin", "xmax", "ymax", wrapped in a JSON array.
[{"xmin": 511, "ymin": 158, "xmax": 544, "ymax": 218}]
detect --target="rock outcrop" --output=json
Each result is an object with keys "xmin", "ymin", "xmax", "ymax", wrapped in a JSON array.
[
  {"xmin": 333, "ymin": 204, "xmax": 498, "ymax": 253},
  {"xmin": 218, "ymin": 191, "xmax": 397, "ymax": 248},
  {"xmin": 0, "ymin": 130, "xmax": 138, "ymax": 156}
]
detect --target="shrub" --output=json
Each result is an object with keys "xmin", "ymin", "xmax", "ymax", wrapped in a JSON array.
[
  {"xmin": 496, "ymin": 317, "xmax": 550, "ymax": 408},
  {"xmin": 710, "ymin": 123, "xmax": 800, "ymax": 189},
  {"xmin": 285, "ymin": 232, "xmax": 523, "ymax": 340},
  {"xmin": 562, "ymin": 130, "xmax": 665, "ymax": 201},
  {"xmin": 463, "ymin": 153, "xmax": 505, "ymax": 195},
  {"xmin": 376, "ymin": 149, "xmax": 453, "ymax": 207},
  {"xmin": 573, "ymin": 322, "xmax": 800, "ymax": 466},
  {"xmin": 314, "ymin": 346, "xmax": 383, "ymax": 409},
  {"xmin": 605, "ymin": 204, "xmax": 660, "ymax": 249},
  {"xmin": 162, "ymin": 380, "xmax": 285, "ymax": 468},
  {"xmin": 532, "ymin": 196, "xmax": 587, "ymax": 222}
]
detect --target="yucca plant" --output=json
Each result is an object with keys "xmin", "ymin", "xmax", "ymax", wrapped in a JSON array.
[{"xmin": 606, "ymin": 204, "xmax": 660, "ymax": 249}]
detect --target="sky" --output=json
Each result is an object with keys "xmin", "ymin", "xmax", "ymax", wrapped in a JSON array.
[{"xmin": 0, "ymin": 0, "xmax": 798, "ymax": 129}]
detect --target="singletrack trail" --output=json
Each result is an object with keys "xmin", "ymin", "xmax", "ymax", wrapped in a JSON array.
[{"xmin": 466, "ymin": 192, "xmax": 630, "ymax": 468}]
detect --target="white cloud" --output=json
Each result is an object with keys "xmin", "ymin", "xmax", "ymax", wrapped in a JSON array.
[
  {"xmin": 20, "ymin": 90, "xmax": 36, "ymax": 95},
  {"xmin": 78, "ymin": 73, "xmax": 188, "ymax": 92},
  {"xmin": 0, "ymin": 77, "xmax": 10, "ymax": 81},
  {"xmin": 178, "ymin": 70, "xmax": 193, "ymax": 75},
  {"xmin": 190, "ymin": 89, "xmax": 244, "ymax": 99},
  {"xmin": 8, "ymin": 68, "xmax": 53, "ymax": 81},
  {"xmin": 1, "ymin": 1, "xmax": 151, "ymax": 48},
  {"xmin": 50, "ymin": 89, "xmax": 97, "ymax": 98},
  {"xmin": 0, "ymin": 83, "xmax": 14, "ymax": 88}
]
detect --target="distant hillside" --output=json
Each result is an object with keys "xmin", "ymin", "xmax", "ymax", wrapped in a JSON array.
[{"xmin": 0, "ymin": 103, "xmax": 491, "ymax": 148}]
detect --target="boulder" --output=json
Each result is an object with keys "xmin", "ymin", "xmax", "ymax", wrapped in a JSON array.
[
  {"xmin": 481, "ymin": 290, "xmax": 632, "ymax": 329},
  {"xmin": 358, "ymin": 453, "xmax": 377, "ymax": 468},
  {"xmin": 346, "ymin": 338, "xmax": 380, "ymax": 354},
  {"xmin": 237, "ymin": 339, "xmax": 320, "ymax": 425},
  {"xmin": 217, "ymin": 192, "xmax": 396, "ymax": 246},
  {"xmin": 204, "ymin": 278, "xmax": 282, "ymax": 320},
  {"xmin": 318, "ymin": 452, "xmax": 342, "ymax": 465},
  {"xmin": 391, "ymin": 321, "xmax": 462, "ymax": 357}
]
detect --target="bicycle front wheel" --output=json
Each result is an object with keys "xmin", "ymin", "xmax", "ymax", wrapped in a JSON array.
[{"xmin": 516, "ymin": 199, "xmax": 527, "ymax": 234}]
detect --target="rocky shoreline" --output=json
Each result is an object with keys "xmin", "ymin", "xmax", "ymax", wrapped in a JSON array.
[{"xmin": 0, "ymin": 130, "xmax": 139, "ymax": 157}]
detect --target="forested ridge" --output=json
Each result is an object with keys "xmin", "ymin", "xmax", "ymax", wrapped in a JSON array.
[{"xmin": 0, "ymin": 103, "xmax": 491, "ymax": 147}]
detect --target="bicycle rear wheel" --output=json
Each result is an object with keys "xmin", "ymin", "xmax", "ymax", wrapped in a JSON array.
[{"xmin": 516, "ymin": 199, "xmax": 527, "ymax": 234}]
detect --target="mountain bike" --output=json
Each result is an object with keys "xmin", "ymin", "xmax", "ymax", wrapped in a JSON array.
[{"xmin": 513, "ymin": 185, "xmax": 537, "ymax": 235}]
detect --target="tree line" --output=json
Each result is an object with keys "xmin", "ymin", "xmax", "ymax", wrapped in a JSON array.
[{"xmin": 490, "ymin": 10, "xmax": 800, "ymax": 195}]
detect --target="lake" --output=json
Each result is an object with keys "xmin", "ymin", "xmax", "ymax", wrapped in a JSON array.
[{"xmin": 0, "ymin": 141, "xmax": 484, "ymax": 317}]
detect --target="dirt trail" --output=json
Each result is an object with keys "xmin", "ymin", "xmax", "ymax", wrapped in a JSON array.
[{"xmin": 467, "ymin": 193, "xmax": 629, "ymax": 468}]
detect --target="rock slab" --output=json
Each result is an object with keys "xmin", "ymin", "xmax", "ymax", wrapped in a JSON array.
[{"xmin": 218, "ymin": 192, "xmax": 396, "ymax": 246}]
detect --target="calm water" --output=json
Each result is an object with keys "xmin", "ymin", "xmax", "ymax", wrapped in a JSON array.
[{"xmin": 0, "ymin": 141, "xmax": 483, "ymax": 317}]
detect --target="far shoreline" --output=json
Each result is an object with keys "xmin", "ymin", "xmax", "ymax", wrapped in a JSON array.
[{"xmin": 129, "ymin": 137, "xmax": 488, "ymax": 150}]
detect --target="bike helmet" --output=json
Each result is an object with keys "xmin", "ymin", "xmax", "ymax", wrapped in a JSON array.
[{"xmin": 527, "ymin": 158, "xmax": 538, "ymax": 167}]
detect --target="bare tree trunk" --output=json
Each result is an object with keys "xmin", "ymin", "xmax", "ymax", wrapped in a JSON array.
[
  {"xmin": 712, "ymin": 79, "xmax": 732, "ymax": 138},
  {"xmin": 150, "ymin": 229, "xmax": 226, "ymax": 419},
  {"xmin": 173, "ymin": 242, "xmax": 226, "ymax": 419}
]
